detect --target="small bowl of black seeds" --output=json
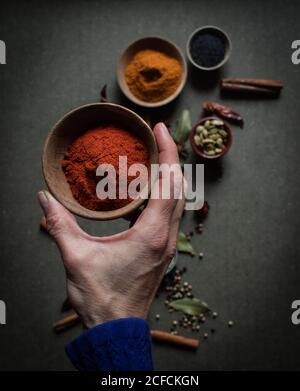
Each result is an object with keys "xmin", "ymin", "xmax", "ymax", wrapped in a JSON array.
[{"xmin": 186, "ymin": 26, "xmax": 232, "ymax": 71}]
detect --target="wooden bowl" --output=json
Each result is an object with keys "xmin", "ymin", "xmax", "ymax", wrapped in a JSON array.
[
  {"xmin": 117, "ymin": 36, "xmax": 187, "ymax": 108},
  {"xmin": 42, "ymin": 103, "xmax": 158, "ymax": 220},
  {"xmin": 190, "ymin": 116, "xmax": 232, "ymax": 160}
]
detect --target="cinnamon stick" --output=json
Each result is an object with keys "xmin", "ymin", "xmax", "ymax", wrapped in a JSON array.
[
  {"xmin": 53, "ymin": 314, "xmax": 199, "ymax": 350},
  {"xmin": 222, "ymin": 78, "xmax": 283, "ymax": 90},
  {"xmin": 151, "ymin": 330, "xmax": 199, "ymax": 350},
  {"xmin": 221, "ymin": 82, "xmax": 280, "ymax": 96},
  {"xmin": 53, "ymin": 312, "xmax": 80, "ymax": 333}
]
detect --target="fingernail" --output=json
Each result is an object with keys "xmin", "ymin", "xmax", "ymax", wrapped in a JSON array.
[
  {"xmin": 37, "ymin": 191, "xmax": 49, "ymax": 211},
  {"xmin": 158, "ymin": 122, "xmax": 168, "ymax": 134}
]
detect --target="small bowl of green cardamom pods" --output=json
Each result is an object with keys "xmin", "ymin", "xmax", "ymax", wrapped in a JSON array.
[{"xmin": 190, "ymin": 116, "xmax": 232, "ymax": 159}]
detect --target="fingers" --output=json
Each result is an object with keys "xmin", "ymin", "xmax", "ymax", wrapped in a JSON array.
[
  {"xmin": 135, "ymin": 122, "xmax": 183, "ymax": 230},
  {"xmin": 40, "ymin": 216, "xmax": 47, "ymax": 231},
  {"xmin": 164, "ymin": 177, "xmax": 186, "ymax": 260},
  {"xmin": 154, "ymin": 122, "xmax": 180, "ymax": 166},
  {"xmin": 170, "ymin": 177, "xmax": 186, "ymax": 232},
  {"xmin": 37, "ymin": 190, "xmax": 87, "ymax": 260}
]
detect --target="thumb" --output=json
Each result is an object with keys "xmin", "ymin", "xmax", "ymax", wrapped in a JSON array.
[{"xmin": 37, "ymin": 190, "xmax": 86, "ymax": 259}]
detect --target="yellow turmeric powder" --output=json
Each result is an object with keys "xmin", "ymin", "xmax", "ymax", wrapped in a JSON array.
[{"xmin": 125, "ymin": 49, "xmax": 183, "ymax": 103}]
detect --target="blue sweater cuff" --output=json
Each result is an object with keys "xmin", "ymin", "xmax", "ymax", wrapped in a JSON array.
[{"xmin": 65, "ymin": 317, "xmax": 153, "ymax": 371}]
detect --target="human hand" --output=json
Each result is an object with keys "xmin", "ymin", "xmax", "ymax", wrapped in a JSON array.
[{"xmin": 38, "ymin": 123, "xmax": 185, "ymax": 328}]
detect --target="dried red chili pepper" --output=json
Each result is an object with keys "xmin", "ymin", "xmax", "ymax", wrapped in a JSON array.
[
  {"xmin": 202, "ymin": 101, "xmax": 244, "ymax": 127},
  {"xmin": 195, "ymin": 200, "xmax": 210, "ymax": 220}
]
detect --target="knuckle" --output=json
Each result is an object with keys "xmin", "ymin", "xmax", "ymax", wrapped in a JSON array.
[
  {"xmin": 149, "ymin": 238, "xmax": 167, "ymax": 254},
  {"xmin": 63, "ymin": 250, "xmax": 85, "ymax": 273},
  {"xmin": 46, "ymin": 213, "xmax": 63, "ymax": 236},
  {"xmin": 64, "ymin": 239, "xmax": 91, "ymax": 265},
  {"xmin": 63, "ymin": 249, "xmax": 81, "ymax": 264},
  {"xmin": 148, "ymin": 229, "xmax": 169, "ymax": 253}
]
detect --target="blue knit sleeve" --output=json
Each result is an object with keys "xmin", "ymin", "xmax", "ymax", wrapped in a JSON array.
[{"xmin": 65, "ymin": 318, "xmax": 153, "ymax": 371}]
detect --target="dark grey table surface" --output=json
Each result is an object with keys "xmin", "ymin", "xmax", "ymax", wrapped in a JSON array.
[{"xmin": 0, "ymin": 0, "xmax": 300, "ymax": 370}]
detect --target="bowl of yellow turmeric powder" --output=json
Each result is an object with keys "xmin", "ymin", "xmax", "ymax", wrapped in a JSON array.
[{"xmin": 117, "ymin": 37, "xmax": 187, "ymax": 108}]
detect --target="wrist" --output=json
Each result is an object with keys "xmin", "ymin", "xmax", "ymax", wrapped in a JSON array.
[{"xmin": 82, "ymin": 303, "xmax": 148, "ymax": 329}]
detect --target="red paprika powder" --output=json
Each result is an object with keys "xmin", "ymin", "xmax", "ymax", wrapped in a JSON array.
[{"xmin": 62, "ymin": 126, "xmax": 149, "ymax": 211}]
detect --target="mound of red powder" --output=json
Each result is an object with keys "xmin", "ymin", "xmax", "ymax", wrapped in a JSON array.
[{"xmin": 62, "ymin": 126, "xmax": 149, "ymax": 211}]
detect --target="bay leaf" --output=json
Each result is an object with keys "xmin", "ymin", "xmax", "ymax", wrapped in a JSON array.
[
  {"xmin": 177, "ymin": 231, "xmax": 196, "ymax": 256},
  {"xmin": 172, "ymin": 109, "xmax": 191, "ymax": 145},
  {"xmin": 169, "ymin": 298, "xmax": 209, "ymax": 316}
]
